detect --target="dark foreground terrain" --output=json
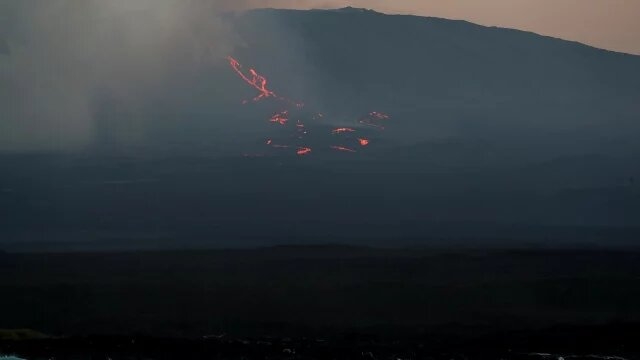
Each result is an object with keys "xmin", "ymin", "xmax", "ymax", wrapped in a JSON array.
[
  {"xmin": 1, "ymin": 324, "xmax": 639, "ymax": 360},
  {"xmin": 1, "ymin": 246, "xmax": 640, "ymax": 358}
]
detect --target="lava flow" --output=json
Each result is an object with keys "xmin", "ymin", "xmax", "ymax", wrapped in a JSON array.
[
  {"xmin": 227, "ymin": 55, "xmax": 392, "ymax": 157},
  {"xmin": 227, "ymin": 56, "xmax": 277, "ymax": 102},
  {"xmin": 270, "ymin": 110, "xmax": 289, "ymax": 125}
]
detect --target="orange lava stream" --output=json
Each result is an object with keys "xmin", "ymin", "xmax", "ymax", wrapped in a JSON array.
[
  {"xmin": 227, "ymin": 56, "xmax": 277, "ymax": 102},
  {"xmin": 270, "ymin": 110, "xmax": 289, "ymax": 125},
  {"xmin": 227, "ymin": 56, "xmax": 304, "ymax": 108},
  {"xmin": 331, "ymin": 146, "xmax": 357, "ymax": 153},
  {"xmin": 297, "ymin": 147, "xmax": 312, "ymax": 156},
  {"xmin": 358, "ymin": 138, "xmax": 370, "ymax": 146}
]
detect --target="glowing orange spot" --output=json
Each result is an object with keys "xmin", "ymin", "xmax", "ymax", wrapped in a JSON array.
[
  {"xmin": 358, "ymin": 138, "xmax": 370, "ymax": 146},
  {"xmin": 331, "ymin": 146, "xmax": 356, "ymax": 153},
  {"xmin": 332, "ymin": 127, "xmax": 356, "ymax": 134},
  {"xmin": 297, "ymin": 147, "xmax": 312, "ymax": 156},
  {"xmin": 270, "ymin": 110, "xmax": 289, "ymax": 125}
]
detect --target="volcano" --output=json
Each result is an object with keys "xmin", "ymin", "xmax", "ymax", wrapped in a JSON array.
[
  {"xmin": 1, "ymin": 7, "xmax": 640, "ymax": 249},
  {"xmin": 225, "ymin": 53, "xmax": 390, "ymax": 157},
  {"xmin": 225, "ymin": 7, "xmax": 640, "ymax": 156}
]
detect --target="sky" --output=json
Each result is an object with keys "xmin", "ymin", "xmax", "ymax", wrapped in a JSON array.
[{"xmin": 242, "ymin": 0, "xmax": 640, "ymax": 55}]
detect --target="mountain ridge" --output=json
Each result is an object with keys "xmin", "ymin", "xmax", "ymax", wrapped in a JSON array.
[{"xmin": 244, "ymin": 7, "xmax": 640, "ymax": 57}]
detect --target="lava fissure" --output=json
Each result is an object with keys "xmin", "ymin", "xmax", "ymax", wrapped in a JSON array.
[
  {"xmin": 227, "ymin": 56, "xmax": 277, "ymax": 102},
  {"xmin": 227, "ymin": 55, "xmax": 391, "ymax": 157}
]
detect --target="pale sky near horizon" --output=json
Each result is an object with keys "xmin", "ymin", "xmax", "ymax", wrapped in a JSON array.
[{"xmin": 246, "ymin": 0, "xmax": 640, "ymax": 55}]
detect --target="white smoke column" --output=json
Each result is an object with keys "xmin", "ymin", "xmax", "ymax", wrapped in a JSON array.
[{"xmin": 0, "ymin": 0, "xmax": 236, "ymax": 152}]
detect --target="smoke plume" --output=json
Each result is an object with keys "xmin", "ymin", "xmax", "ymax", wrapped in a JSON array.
[{"xmin": 0, "ymin": 0, "xmax": 306, "ymax": 152}]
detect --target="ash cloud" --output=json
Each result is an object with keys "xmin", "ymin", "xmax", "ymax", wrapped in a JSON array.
[{"xmin": 0, "ymin": 0, "xmax": 309, "ymax": 153}]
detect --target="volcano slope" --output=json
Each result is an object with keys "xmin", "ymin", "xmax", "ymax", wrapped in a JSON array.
[{"xmin": 2, "ymin": 7, "xmax": 640, "ymax": 248}]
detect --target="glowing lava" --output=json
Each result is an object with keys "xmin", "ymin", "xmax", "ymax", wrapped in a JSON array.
[
  {"xmin": 227, "ymin": 55, "xmax": 392, "ymax": 157},
  {"xmin": 331, "ymin": 146, "xmax": 357, "ymax": 153},
  {"xmin": 227, "ymin": 56, "xmax": 277, "ymax": 102},
  {"xmin": 332, "ymin": 127, "xmax": 356, "ymax": 134},
  {"xmin": 270, "ymin": 110, "xmax": 289, "ymax": 125}
]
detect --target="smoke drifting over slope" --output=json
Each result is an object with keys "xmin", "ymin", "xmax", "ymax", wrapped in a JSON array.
[
  {"xmin": 0, "ymin": 0, "xmax": 306, "ymax": 152},
  {"xmin": 2, "ymin": 1, "xmax": 639, "ymax": 157}
]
